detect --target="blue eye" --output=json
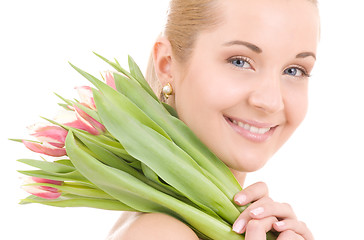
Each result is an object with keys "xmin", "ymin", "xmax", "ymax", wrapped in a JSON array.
[
  {"xmin": 284, "ymin": 67, "xmax": 309, "ymax": 77},
  {"xmin": 229, "ymin": 57, "xmax": 252, "ymax": 69}
]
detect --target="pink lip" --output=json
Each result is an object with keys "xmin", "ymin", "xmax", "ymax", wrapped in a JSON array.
[
  {"xmin": 233, "ymin": 117, "xmax": 276, "ymax": 128},
  {"xmin": 224, "ymin": 116, "xmax": 277, "ymax": 143}
]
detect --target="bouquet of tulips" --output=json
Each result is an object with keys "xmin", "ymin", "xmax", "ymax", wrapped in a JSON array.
[{"xmin": 13, "ymin": 53, "xmax": 277, "ymax": 240}]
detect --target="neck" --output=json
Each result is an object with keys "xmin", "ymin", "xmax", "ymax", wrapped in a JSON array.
[{"xmin": 230, "ymin": 168, "xmax": 247, "ymax": 188}]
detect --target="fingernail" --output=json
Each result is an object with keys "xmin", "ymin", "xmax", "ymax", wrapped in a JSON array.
[
  {"xmin": 250, "ymin": 207, "xmax": 264, "ymax": 216},
  {"xmin": 274, "ymin": 221, "xmax": 285, "ymax": 227},
  {"xmin": 235, "ymin": 194, "xmax": 247, "ymax": 205},
  {"xmin": 232, "ymin": 219, "xmax": 246, "ymax": 233}
]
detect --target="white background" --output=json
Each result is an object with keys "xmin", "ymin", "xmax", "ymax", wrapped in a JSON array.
[{"xmin": 1, "ymin": 0, "xmax": 363, "ymax": 239}]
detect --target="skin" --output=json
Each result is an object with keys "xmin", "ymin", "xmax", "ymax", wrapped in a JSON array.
[{"xmin": 109, "ymin": 0, "xmax": 319, "ymax": 239}]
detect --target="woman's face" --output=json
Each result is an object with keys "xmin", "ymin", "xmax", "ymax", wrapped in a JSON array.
[{"xmin": 171, "ymin": 0, "xmax": 320, "ymax": 172}]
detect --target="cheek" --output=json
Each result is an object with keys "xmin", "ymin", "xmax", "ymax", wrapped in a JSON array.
[
  {"xmin": 175, "ymin": 66, "xmax": 234, "ymax": 114},
  {"xmin": 285, "ymin": 84, "xmax": 309, "ymax": 130},
  {"xmin": 173, "ymin": 69, "xmax": 235, "ymax": 153}
]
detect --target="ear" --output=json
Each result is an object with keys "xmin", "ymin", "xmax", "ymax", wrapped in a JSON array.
[{"xmin": 153, "ymin": 36, "xmax": 174, "ymax": 87}]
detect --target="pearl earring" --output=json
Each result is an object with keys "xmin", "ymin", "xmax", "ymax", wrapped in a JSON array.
[{"xmin": 162, "ymin": 83, "xmax": 173, "ymax": 99}]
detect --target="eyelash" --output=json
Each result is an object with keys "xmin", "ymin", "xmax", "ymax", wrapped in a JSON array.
[
  {"xmin": 227, "ymin": 56, "xmax": 254, "ymax": 70},
  {"xmin": 284, "ymin": 65, "xmax": 311, "ymax": 78},
  {"xmin": 227, "ymin": 56, "xmax": 311, "ymax": 78}
]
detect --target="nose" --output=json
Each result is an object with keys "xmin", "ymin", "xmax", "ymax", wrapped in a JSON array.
[{"xmin": 248, "ymin": 75, "xmax": 284, "ymax": 114}]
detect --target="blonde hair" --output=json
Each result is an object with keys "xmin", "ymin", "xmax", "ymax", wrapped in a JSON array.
[
  {"xmin": 146, "ymin": 0, "xmax": 221, "ymax": 101},
  {"xmin": 146, "ymin": 0, "xmax": 318, "ymax": 101}
]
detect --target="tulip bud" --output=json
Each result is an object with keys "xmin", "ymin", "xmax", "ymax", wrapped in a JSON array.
[
  {"xmin": 22, "ymin": 123, "xmax": 68, "ymax": 157},
  {"xmin": 64, "ymin": 105, "xmax": 105, "ymax": 135},
  {"xmin": 22, "ymin": 140, "xmax": 67, "ymax": 157},
  {"xmin": 105, "ymin": 72, "xmax": 116, "ymax": 90},
  {"xmin": 75, "ymin": 86, "xmax": 96, "ymax": 110},
  {"xmin": 28, "ymin": 123, "xmax": 68, "ymax": 148},
  {"xmin": 22, "ymin": 177, "xmax": 63, "ymax": 200}
]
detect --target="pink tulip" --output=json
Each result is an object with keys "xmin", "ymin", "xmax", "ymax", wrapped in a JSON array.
[
  {"xmin": 22, "ymin": 124, "xmax": 68, "ymax": 157},
  {"xmin": 75, "ymin": 86, "xmax": 96, "ymax": 110},
  {"xmin": 64, "ymin": 105, "xmax": 105, "ymax": 135},
  {"xmin": 22, "ymin": 140, "xmax": 67, "ymax": 157},
  {"xmin": 75, "ymin": 73, "xmax": 115, "ymax": 110},
  {"xmin": 29, "ymin": 124, "xmax": 68, "ymax": 148},
  {"xmin": 22, "ymin": 177, "xmax": 63, "ymax": 200},
  {"xmin": 105, "ymin": 72, "xmax": 116, "ymax": 90}
]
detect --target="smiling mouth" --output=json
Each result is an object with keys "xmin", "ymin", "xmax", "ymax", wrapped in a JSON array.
[
  {"xmin": 225, "ymin": 116, "xmax": 278, "ymax": 142},
  {"xmin": 231, "ymin": 118, "xmax": 271, "ymax": 134}
]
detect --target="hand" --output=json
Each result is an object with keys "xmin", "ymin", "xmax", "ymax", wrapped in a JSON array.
[{"xmin": 232, "ymin": 182, "xmax": 314, "ymax": 240}]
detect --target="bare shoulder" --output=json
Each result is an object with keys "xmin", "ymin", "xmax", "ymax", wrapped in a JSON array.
[{"xmin": 108, "ymin": 212, "xmax": 199, "ymax": 240}]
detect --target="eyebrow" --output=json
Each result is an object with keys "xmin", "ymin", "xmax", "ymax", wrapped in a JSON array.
[
  {"xmin": 223, "ymin": 40, "xmax": 316, "ymax": 60},
  {"xmin": 222, "ymin": 40, "xmax": 262, "ymax": 53},
  {"xmin": 296, "ymin": 52, "xmax": 316, "ymax": 60}
]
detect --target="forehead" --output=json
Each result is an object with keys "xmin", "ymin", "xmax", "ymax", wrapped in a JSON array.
[{"xmin": 209, "ymin": 0, "xmax": 320, "ymax": 52}]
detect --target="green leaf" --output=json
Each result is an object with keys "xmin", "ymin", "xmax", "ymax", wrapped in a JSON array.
[
  {"xmin": 9, "ymin": 138, "xmax": 40, "ymax": 144},
  {"xmin": 128, "ymin": 55, "xmax": 159, "ymax": 101},
  {"xmin": 113, "ymin": 72, "xmax": 170, "ymax": 117},
  {"xmin": 127, "ymin": 55, "xmax": 144, "ymax": 83},
  {"xmin": 54, "ymin": 159, "xmax": 75, "ymax": 167},
  {"xmin": 72, "ymin": 129, "xmax": 135, "ymax": 162},
  {"xmin": 76, "ymin": 133, "xmax": 138, "ymax": 174},
  {"xmin": 54, "ymin": 92, "xmax": 74, "ymax": 106},
  {"xmin": 18, "ymin": 169, "xmax": 90, "ymax": 184},
  {"xmin": 93, "ymin": 52, "xmax": 131, "ymax": 78},
  {"xmin": 19, "ymin": 194, "xmax": 135, "ymax": 211},
  {"xmin": 17, "ymin": 159, "xmax": 75, "ymax": 173},
  {"xmin": 140, "ymin": 163, "xmax": 185, "ymax": 199},
  {"xmin": 162, "ymin": 102, "xmax": 179, "ymax": 118},
  {"xmin": 57, "ymin": 103, "xmax": 72, "ymax": 111}
]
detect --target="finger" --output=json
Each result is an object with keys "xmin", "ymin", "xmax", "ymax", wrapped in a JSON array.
[
  {"xmin": 234, "ymin": 182, "xmax": 269, "ymax": 206},
  {"xmin": 276, "ymin": 230, "xmax": 304, "ymax": 240},
  {"xmin": 249, "ymin": 202, "xmax": 297, "ymax": 220},
  {"xmin": 245, "ymin": 217, "xmax": 278, "ymax": 240},
  {"xmin": 274, "ymin": 220, "xmax": 314, "ymax": 240},
  {"xmin": 233, "ymin": 196, "xmax": 273, "ymax": 234}
]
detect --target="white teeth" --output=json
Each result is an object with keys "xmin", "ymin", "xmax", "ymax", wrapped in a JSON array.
[
  {"xmin": 231, "ymin": 119, "xmax": 271, "ymax": 134},
  {"xmin": 250, "ymin": 126, "xmax": 259, "ymax": 134}
]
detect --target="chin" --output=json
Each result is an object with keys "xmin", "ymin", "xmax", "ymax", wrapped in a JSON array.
[{"xmin": 226, "ymin": 156, "xmax": 269, "ymax": 173}]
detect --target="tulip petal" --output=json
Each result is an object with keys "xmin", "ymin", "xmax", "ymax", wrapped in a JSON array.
[
  {"xmin": 57, "ymin": 108, "xmax": 99, "ymax": 134},
  {"xmin": 105, "ymin": 72, "xmax": 116, "ymax": 90},
  {"xmin": 64, "ymin": 119, "xmax": 99, "ymax": 135},
  {"xmin": 22, "ymin": 140, "xmax": 67, "ymax": 157},
  {"xmin": 31, "ymin": 177, "xmax": 63, "ymax": 186},
  {"xmin": 22, "ymin": 177, "xmax": 62, "ymax": 199},
  {"xmin": 30, "ymin": 125, "xmax": 68, "ymax": 148},
  {"xmin": 22, "ymin": 185, "xmax": 61, "ymax": 199},
  {"xmin": 75, "ymin": 86, "xmax": 97, "ymax": 110},
  {"xmin": 73, "ymin": 105, "xmax": 105, "ymax": 135}
]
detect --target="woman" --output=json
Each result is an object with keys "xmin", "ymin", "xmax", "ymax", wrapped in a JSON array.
[{"xmin": 108, "ymin": 0, "xmax": 319, "ymax": 239}]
